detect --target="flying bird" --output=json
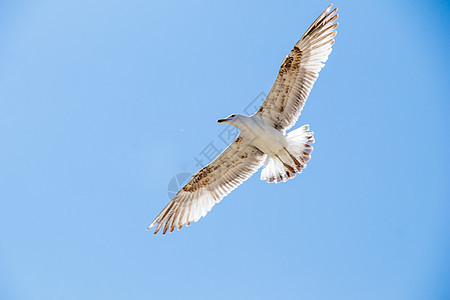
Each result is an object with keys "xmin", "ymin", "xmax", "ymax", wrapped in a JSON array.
[{"xmin": 148, "ymin": 4, "xmax": 338, "ymax": 234}]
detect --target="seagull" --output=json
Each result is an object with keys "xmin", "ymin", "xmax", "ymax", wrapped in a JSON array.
[{"xmin": 148, "ymin": 4, "xmax": 338, "ymax": 234}]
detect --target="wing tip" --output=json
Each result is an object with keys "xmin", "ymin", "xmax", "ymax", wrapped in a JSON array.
[
  {"xmin": 146, "ymin": 220, "xmax": 157, "ymax": 230},
  {"xmin": 147, "ymin": 222, "xmax": 161, "ymax": 235},
  {"xmin": 325, "ymin": 4, "xmax": 338, "ymax": 14}
]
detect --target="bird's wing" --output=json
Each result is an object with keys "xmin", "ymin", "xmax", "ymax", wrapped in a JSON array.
[
  {"xmin": 148, "ymin": 135, "xmax": 266, "ymax": 235},
  {"xmin": 256, "ymin": 4, "xmax": 338, "ymax": 131}
]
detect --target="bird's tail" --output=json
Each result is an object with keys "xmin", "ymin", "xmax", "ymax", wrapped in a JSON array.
[{"xmin": 260, "ymin": 125, "xmax": 315, "ymax": 183}]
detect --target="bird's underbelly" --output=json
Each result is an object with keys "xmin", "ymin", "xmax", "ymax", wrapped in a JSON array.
[
  {"xmin": 251, "ymin": 135, "xmax": 286, "ymax": 157},
  {"xmin": 241, "ymin": 121, "xmax": 287, "ymax": 157}
]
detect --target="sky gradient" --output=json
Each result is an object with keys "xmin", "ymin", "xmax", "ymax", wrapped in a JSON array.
[{"xmin": 0, "ymin": 1, "xmax": 449, "ymax": 299}]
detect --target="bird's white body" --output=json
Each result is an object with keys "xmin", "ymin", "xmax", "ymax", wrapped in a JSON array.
[
  {"xmin": 226, "ymin": 113, "xmax": 314, "ymax": 183},
  {"xmin": 232, "ymin": 114, "xmax": 288, "ymax": 158}
]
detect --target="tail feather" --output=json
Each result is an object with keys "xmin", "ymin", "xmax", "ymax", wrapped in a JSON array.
[
  {"xmin": 260, "ymin": 124, "xmax": 315, "ymax": 183},
  {"xmin": 261, "ymin": 157, "xmax": 296, "ymax": 183}
]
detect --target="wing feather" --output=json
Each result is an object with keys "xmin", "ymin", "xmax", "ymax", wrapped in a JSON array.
[
  {"xmin": 148, "ymin": 135, "xmax": 266, "ymax": 234},
  {"xmin": 256, "ymin": 4, "xmax": 339, "ymax": 131}
]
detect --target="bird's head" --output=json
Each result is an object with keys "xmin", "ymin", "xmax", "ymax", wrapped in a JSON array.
[{"xmin": 217, "ymin": 114, "xmax": 240, "ymax": 124}]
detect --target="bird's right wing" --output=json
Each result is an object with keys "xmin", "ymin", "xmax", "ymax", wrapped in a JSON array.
[
  {"xmin": 148, "ymin": 135, "xmax": 266, "ymax": 235},
  {"xmin": 256, "ymin": 4, "xmax": 338, "ymax": 131}
]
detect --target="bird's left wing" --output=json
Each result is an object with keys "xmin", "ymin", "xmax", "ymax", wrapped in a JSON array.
[
  {"xmin": 256, "ymin": 5, "xmax": 338, "ymax": 131},
  {"xmin": 148, "ymin": 135, "xmax": 266, "ymax": 235}
]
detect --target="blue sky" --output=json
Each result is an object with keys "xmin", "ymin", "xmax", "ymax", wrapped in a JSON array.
[{"xmin": 0, "ymin": 1, "xmax": 449, "ymax": 299}]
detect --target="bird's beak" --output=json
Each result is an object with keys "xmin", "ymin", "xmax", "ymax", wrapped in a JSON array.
[{"xmin": 217, "ymin": 118, "xmax": 228, "ymax": 123}]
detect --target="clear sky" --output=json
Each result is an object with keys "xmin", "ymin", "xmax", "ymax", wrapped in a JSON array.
[{"xmin": 0, "ymin": 1, "xmax": 449, "ymax": 299}]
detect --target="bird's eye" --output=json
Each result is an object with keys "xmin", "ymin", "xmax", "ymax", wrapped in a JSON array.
[{"xmin": 230, "ymin": 114, "xmax": 235, "ymax": 118}]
